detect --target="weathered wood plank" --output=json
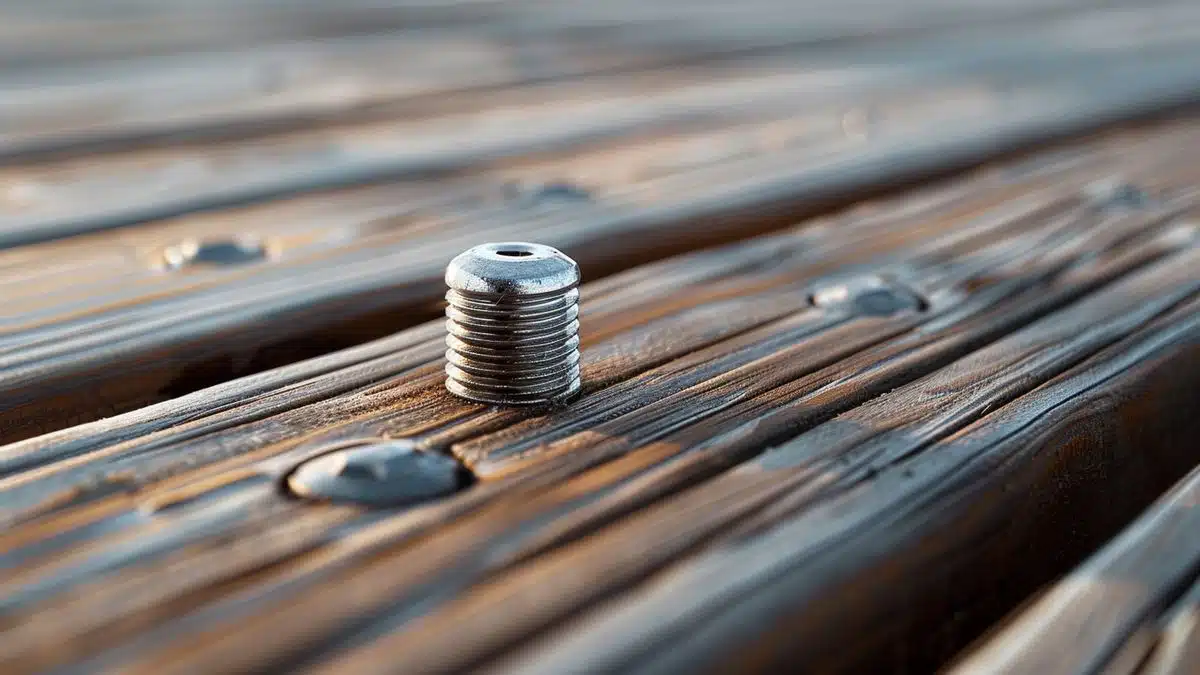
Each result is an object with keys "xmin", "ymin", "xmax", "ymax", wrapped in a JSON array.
[
  {"xmin": 1138, "ymin": 578, "xmax": 1200, "ymax": 675},
  {"xmin": 307, "ymin": 257, "xmax": 1200, "ymax": 672},
  {"xmin": 0, "ymin": 0, "xmax": 1148, "ymax": 69},
  {"xmin": 467, "ymin": 291, "xmax": 1198, "ymax": 675},
  {"xmin": 6, "ymin": 1, "xmax": 1132, "ymax": 158},
  {"xmin": 3, "ymin": 58, "xmax": 1200, "ymax": 444},
  {"xmin": 2, "ymin": 117, "xmax": 1193, "ymax": 489},
  {"xmin": 0, "ymin": 117, "xmax": 1196, "ymax": 673},
  {"xmin": 1, "ymin": 5, "xmax": 1197, "ymax": 675},
  {"xmin": 946, "ymin": 465, "xmax": 1200, "ymax": 675},
  {"xmin": 3, "ymin": 4, "xmax": 1199, "ymax": 208},
  {"xmin": 0, "ymin": 58, "xmax": 1004, "ymax": 243},
  {"xmin": 0, "ymin": 2, "xmax": 1196, "ymax": 449}
]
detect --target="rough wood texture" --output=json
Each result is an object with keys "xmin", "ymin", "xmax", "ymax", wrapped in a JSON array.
[
  {"xmin": 0, "ymin": 0, "xmax": 1120, "ymax": 70},
  {"xmin": 947, "ymin": 465, "xmax": 1200, "ymax": 675},
  {"xmin": 2, "ymin": 1, "xmax": 1200, "ymax": 443},
  {"xmin": 0, "ymin": 115, "xmax": 1197, "ymax": 674}
]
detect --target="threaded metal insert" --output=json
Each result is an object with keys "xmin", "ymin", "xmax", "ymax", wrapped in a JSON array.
[{"xmin": 444, "ymin": 242, "xmax": 581, "ymax": 405}]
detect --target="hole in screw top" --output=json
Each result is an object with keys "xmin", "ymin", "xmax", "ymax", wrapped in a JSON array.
[{"xmin": 497, "ymin": 249, "xmax": 534, "ymax": 257}]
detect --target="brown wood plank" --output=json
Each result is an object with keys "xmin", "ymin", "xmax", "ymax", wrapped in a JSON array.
[
  {"xmin": 0, "ymin": 2, "xmax": 1196, "ymax": 449},
  {"xmin": 0, "ymin": 0, "xmax": 1141, "ymax": 69},
  {"xmin": 0, "ymin": 116, "xmax": 1196, "ymax": 673},
  {"xmin": 479, "ymin": 306, "xmax": 1196, "ymax": 674},
  {"xmin": 3, "ymin": 53, "xmax": 1200, "ymax": 444},
  {"xmin": 303, "ymin": 255, "xmax": 1199, "ymax": 675},
  {"xmin": 0, "ymin": 55, "xmax": 1006, "ymax": 242},
  {"xmin": 946, "ymin": 465, "xmax": 1200, "ymax": 675},
  {"xmin": 2, "ymin": 117, "xmax": 1193, "ymax": 490},
  {"xmin": 0, "ymin": 1, "xmax": 1097, "ymax": 157},
  {"xmin": 1138, "ymin": 579, "xmax": 1200, "ymax": 675}
]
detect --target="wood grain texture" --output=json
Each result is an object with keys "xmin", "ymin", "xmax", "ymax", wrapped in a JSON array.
[
  {"xmin": 0, "ymin": 0, "xmax": 1157, "ymax": 71},
  {"xmin": 947, "ymin": 465, "xmax": 1200, "ymax": 675},
  {"xmin": 0, "ymin": 1, "xmax": 1199, "ymax": 444},
  {"xmin": 472, "ymin": 290, "xmax": 1199, "ymax": 675},
  {"xmin": 1138, "ymin": 578, "xmax": 1200, "ymax": 675},
  {"xmin": 3, "ymin": 65, "xmax": 1200, "ymax": 445},
  {"xmin": 4, "ymin": 4, "xmax": 1200, "ymax": 239},
  {"xmin": 0, "ymin": 114, "xmax": 1197, "ymax": 674},
  {"xmin": 7, "ymin": 1, "xmax": 1168, "ymax": 160}
]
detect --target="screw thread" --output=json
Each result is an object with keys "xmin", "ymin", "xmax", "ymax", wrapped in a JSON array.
[{"xmin": 444, "ymin": 286, "xmax": 581, "ymax": 405}]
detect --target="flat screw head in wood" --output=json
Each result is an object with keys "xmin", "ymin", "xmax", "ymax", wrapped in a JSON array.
[
  {"xmin": 444, "ymin": 242, "xmax": 582, "ymax": 406},
  {"xmin": 286, "ymin": 441, "xmax": 464, "ymax": 507},
  {"xmin": 811, "ymin": 275, "xmax": 926, "ymax": 317},
  {"xmin": 1083, "ymin": 178, "xmax": 1151, "ymax": 211}
]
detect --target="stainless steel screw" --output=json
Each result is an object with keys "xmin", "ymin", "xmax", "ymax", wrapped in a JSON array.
[{"xmin": 444, "ymin": 242, "xmax": 581, "ymax": 405}]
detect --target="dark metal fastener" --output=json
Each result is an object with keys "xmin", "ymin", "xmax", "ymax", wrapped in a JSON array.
[
  {"xmin": 286, "ymin": 440, "xmax": 464, "ymax": 507},
  {"xmin": 444, "ymin": 242, "xmax": 582, "ymax": 406}
]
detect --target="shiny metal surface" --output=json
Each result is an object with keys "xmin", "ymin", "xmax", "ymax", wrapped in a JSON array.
[
  {"xmin": 444, "ymin": 242, "xmax": 582, "ymax": 405},
  {"xmin": 286, "ymin": 440, "xmax": 464, "ymax": 507}
]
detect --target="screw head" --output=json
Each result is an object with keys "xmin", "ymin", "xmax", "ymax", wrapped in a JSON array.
[
  {"xmin": 286, "ymin": 440, "xmax": 464, "ymax": 507},
  {"xmin": 1083, "ymin": 178, "xmax": 1151, "ymax": 211},
  {"xmin": 162, "ymin": 236, "xmax": 270, "ymax": 270},
  {"xmin": 445, "ymin": 242, "xmax": 580, "ymax": 297},
  {"xmin": 811, "ymin": 276, "xmax": 925, "ymax": 317},
  {"xmin": 503, "ymin": 180, "xmax": 592, "ymax": 206}
]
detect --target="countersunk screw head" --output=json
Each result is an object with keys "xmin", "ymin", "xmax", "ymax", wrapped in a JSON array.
[
  {"xmin": 1083, "ymin": 178, "xmax": 1151, "ymax": 211},
  {"xmin": 161, "ymin": 236, "xmax": 271, "ymax": 270},
  {"xmin": 286, "ymin": 440, "xmax": 464, "ymax": 507},
  {"xmin": 503, "ymin": 180, "xmax": 592, "ymax": 206},
  {"xmin": 444, "ymin": 242, "xmax": 582, "ymax": 406},
  {"xmin": 810, "ymin": 275, "xmax": 926, "ymax": 317}
]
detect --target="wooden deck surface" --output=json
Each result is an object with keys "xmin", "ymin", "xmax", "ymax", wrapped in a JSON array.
[
  {"xmin": 949, "ymin": 465, "xmax": 1200, "ymax": 675},
  {"xmin": 0, "ymin": 2, "xmax": 1198, "ymax": 674}
]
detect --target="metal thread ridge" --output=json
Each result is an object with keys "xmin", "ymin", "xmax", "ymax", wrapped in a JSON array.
[{"xmin": 444, "ymin": 286, "xmax": 581, "ymax": 405}]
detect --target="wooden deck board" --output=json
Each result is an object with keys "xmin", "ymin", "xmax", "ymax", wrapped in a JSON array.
[
  {"xmin": 948, "ymin": 465, "xmax": 1200, "ymax": 675},
  {"xmin": 4, "ymin": 47, "xmax": 1200, "ymax": 443},
  {"xmin": 0, "ymin": 115, "xmax": 1197, "ymax": 673},
  {"xmin": 4, "ymin": 1, "xmax": 1134, "ymax": 157},
  {"xmin": 1, "ymin": 4, "xmax": 1199, "ymax": 673}
]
